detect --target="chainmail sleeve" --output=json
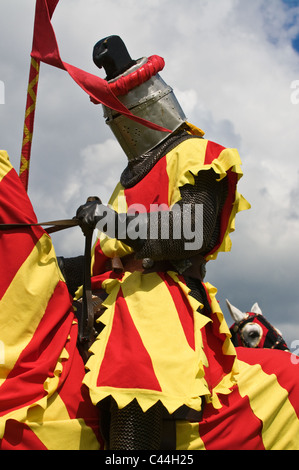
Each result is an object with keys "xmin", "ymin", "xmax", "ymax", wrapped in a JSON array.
[{"xmin": 134, "ymin": 168, "xmax": 228, "ymax": 261}]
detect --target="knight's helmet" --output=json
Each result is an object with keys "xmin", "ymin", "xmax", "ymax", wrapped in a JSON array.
[{"xmin": 93, "ymin": 35, "xmax": 187, "ymax": 160}]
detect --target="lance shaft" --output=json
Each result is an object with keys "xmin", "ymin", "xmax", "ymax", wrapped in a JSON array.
[{"xmin": 19, "ymin": 56, "xmax": 40, "ymax": 192}]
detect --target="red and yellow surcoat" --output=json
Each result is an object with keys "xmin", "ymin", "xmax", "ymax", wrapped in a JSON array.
[
  {"xmin": 1, "ymin": 140, "xmax": 299, "ymax": 449},
  {"xmin": 84, "ymin": 136, "xmax": 250, "ymax": 412},
  {"xmin": 82, "ymin": 135, "xmax": 299, "ymax": 449}
]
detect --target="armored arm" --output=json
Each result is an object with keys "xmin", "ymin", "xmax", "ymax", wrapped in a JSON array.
[
  {"xmin": 134, "ymin": 168, "xmax": 228, "ymax": 262},
  {"xmin": 76, "ymin": 168, "xmax": 228, "ymax": 264}
]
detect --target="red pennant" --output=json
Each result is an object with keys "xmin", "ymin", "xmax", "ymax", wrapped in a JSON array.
[{"xmin": 30, "ymin": 0, "xmax": 170, "ymax": 133}]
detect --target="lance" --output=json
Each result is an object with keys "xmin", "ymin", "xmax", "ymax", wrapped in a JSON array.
[{"xmin": 19, "ymin": 56, "xmax": 40, "ymax": 192}]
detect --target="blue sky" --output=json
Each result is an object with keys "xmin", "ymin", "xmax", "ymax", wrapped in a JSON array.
[
  {"xmin": 1, "ymin": 0, "xmax": 299, "ymax": 345},
  {"xmin": 283, "ymin": 0, "xmax": 299, "ymax": 7},
  {"xmin": 283, "ymin": 0, "xmax": 299, "ymax": 51},
  {"xmin": 293, "ymin": 35, "xmax": 299, "ymax": 51}
]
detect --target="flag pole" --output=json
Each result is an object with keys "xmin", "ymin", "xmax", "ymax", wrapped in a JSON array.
[{"xmin": 19, "ymin": 56, "xmax": 40, "ymax": 192}]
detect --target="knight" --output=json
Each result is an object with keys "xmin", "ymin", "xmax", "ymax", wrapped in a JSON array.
[{"xmin": 60, "ymin": 35, "xmax": 250, "ymax": 449}]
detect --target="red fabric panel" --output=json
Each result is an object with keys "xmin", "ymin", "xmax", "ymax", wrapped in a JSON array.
[
  {"xmin": 92, "ymin": 240, "xmax": 110, "ymax": 276},
  {"xmin": 201, "ymin": 321, "xmax": 234, "ymax": 392},
  {"xmin": 0, "ymin": 420, "xmax": 47, "ymax": 450},
  {"xmin": 199, "ymin": 386, "xmax": 265, "ymax": 450},
  {"xmin": 124, "ymin": 157, "xmax": 169, "ymax": 210},
  {"xmin": 237, "ymin": 347, "xmax": 299, "ymax": 419},
  {"xmin": 159, "ymin": 272, "xmax": 195, "ymax": 350},
  {"xmin": 0, "ymin": 168, "xmax": 43, "ymax": 300},
  {"xmin": 203, "ymin": 142, "xmax": 240, "ymax": 258},
  {"xmin": 200, "ymin": 285, "xmax": 236, "ymax": 391},
  {"xmin": 204, "ymin": 140, "xmax": 226, "ymax": 165},
  {"xmin": 0, "ymin": 282, "xmax": 74, "ymax": 416},
  {"xmin": 97, "ymin": 291, "xmax": 162, "ymax": 391},
  {"xmin": 56, "ymin": 313, "xmax": 101, "ymax": 443}
]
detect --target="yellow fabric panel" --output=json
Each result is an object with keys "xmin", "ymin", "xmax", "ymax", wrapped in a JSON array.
[
  {"xmin": 0, "ymin": 233, "xmax": 61, "ymax": 384},
  {"xmin": 185, "ymin": 122, "xmax": 205, "ymax": 137},
  {"xmin": 204, "ymin": 282, "xmax": 237, "ymax": 359},
  {"xmin": 176, "ymin": 421, "xmax": 206, "ymax": 450},
  {"xmin": 27, "ymin": 392, "xmax": 100, "ymax": 450},
  {"xmin": 166, "ymin": 138, "xmax": 208, "ymax": 206},
  {"xmin": 98, "ymin": 230, "xmax": 133, "ymax": 259},
  {"xmin": 108, "ymin": 183, "xmax": 127, "ymax": 212},
  {"xmin": 237, "ymin": 359, "xmax": 299, "ymax": 450},
  {"xmin": 165, "ymin": 138, "xmax": 245, "ymax": 207},
  {"xmin": 95, "ymin": 183, "xmax": 133, "ymax": 259},
  {"xmin": 0, "ymin": 150, "xmax": 12, "ymax": 182}
]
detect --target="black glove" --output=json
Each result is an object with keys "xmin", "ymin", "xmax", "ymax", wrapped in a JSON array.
[
  {"xmin": 76, "ymin": 199, "xmax": 103, "ymax": 229},
  {"xmin": 75, "ymin": 197, "xmax": 119, "ymax": 237},
  {"xmin": 75, "ymin": 197, "xmax": 146, "ymax": 251}
]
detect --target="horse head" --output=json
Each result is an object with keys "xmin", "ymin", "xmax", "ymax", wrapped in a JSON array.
[{"xmin": 226, "ymin": 299, "xmax": 289, "ymax": 351}]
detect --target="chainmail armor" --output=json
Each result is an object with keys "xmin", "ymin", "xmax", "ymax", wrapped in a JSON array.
[
  {"xmin": 120, "ymin": 128, "xmax": 198, "ymax": 188},
  {"xmin": 109, "ymin": 399, "xmax": 163, "ymax": 450},
  {"xmin": 57, "ymin": 255, "xmax": 84, "ymax": 297},
  {"xmin": 135, "ymin": 169, "xmax": 228, "ymax": 262}
]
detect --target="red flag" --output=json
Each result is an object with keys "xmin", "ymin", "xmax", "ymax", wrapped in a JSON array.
[{"xmin": 30, "ymin": 0, "xmax": 170, "ymax": 133}]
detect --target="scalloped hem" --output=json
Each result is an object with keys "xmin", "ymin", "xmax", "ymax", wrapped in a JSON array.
[
  {"xmin": 83, "ymin": 274, "xmax": 239, "ymax": 415},
  {"xmin": 86, "ymin": 386, "xmax": 207, "ymax": 415}
]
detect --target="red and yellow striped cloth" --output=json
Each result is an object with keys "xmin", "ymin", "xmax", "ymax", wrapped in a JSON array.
[
  {"xmin": 0, "ymin": 150, "xmax": 102, "ymax": 450},
  {"xmin": 177, "ymin": 348, "xmax": 299, "ymax": 450},
  {"xmin": 2, "ymin": 138, "xmax": 299, "ymax": 449}
]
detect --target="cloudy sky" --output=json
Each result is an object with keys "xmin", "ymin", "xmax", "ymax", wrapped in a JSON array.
[{"xmin": 1, "ymin": 0, "xmax": 299, "ymax": 345}]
